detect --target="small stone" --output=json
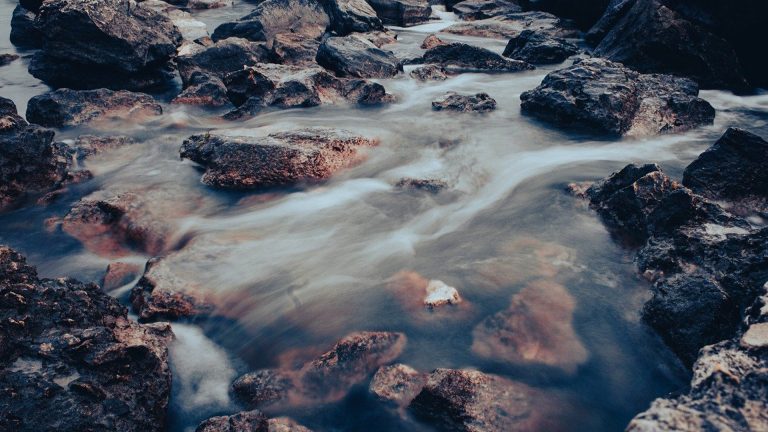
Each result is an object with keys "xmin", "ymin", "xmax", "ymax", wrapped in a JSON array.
[
  {"xmin": 424, "ymin": 280, "xmax": 462, "ymax": 308},
  {"xmin": 741, "ymin": 323, "xmax": 768, "ymax": 349}
]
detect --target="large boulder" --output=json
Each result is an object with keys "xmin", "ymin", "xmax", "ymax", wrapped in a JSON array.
[
  {"xmin": 366, "ymin": 0, "xmax": 432, "ymax": 27},
  {"xmin": 320, "ymin": 0, "xmax": 384, "ymax": 34},
  {"xmin": 177, "ymin": 37, "xmax": 272, "ymax": 85},
  {"xmin": 502, "ymin": 29, "xmax": 578, "ymax": 64},
  {"xmin": 316, "ymin": 35, "xmax": 402, "ymax": 78},
  {"xmin": 180, "ymin": 127, "xmax": 378, "ymax": 189},
  {"xmin": 211, "ymin": 0, "xmax": 330, "ymax": 42},
  {"xmin": 10, "ymin": 5, "xmax": 42, "ymax": 49},
  {"xmin": 520, "ymin": 57, "xmax": 715, "ymax": 136},
  {"xmin": 31, "ymin": 0, "xmax": 183, "ymax": 91},
  {"xmin": 421, "ymin": 42, "xmax": 533, "ymax": 73},
  {"xmin": 0, "ymin": 246, "xmax": 173, "ymax": 432},
  {"xmin": 26, "ymin": 89, "xmax": 162, "ymax": 128}
]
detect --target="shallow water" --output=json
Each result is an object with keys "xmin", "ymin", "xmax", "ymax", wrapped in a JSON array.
[{"xmin": 2, "ymin": 1, "xmax": 768, "ymax": 431}]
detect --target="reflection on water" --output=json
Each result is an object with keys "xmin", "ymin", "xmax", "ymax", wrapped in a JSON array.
[{"xmin": 2, "ymin": 0, "xmax": 768, "ymax": 431}]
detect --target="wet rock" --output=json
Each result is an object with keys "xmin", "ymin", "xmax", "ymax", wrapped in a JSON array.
[
  {"xmin": 212, "ymin": 0, "xmax": 330, "ymax": 42},
  {"xmin": 472, "ymin": 280, "xmax": 588, "ymax": 373},
  {"xmin": 432, "ymin": 92, "xmax": 497, "ymax": 113},
  {"xmin": 452, "ymin": 0, "xmax": 522, "ymax": 20},
  {"xmin": 316, "ymin": 35, "xmax": 402, "ymax": 79},
  {"xmin": 177, "ymin": 37, "xmax": 272, "ymax": 85},
  {"xmin": 267, "ymin": 417, "xmax": 313, "ymax": 432},
  {"xmin": 502, "ymin": 29, "xmax": 578, "ymax": 64},
  {"xmin": 409, "ymin": 65, "xmax": 448, "ymax": 81},
  {"xmin": 520, "ymin": 57, "xmax": 715, "ymax": 136},
  {"xmin": 420, "ymin": 34, "xmax": 445, "ymax": 50},
  {"xmin": 409, "ymin": 368, "xmax": 563, "ymax": 431},
  {"xmin": 196, "ymin": 410, "xmax": 268, "ymax": 432},
  {"xmin": 269, "ymin": 34, "xmax": 321, "ymax": 66},
  {"xmin": 0, "ymin": 98, "xmax": 71, "ymax": 211},
  {"xmin": 592, "ymin": 0, "xmax": 749, "ymax": 90},
  {"xmin": 423, "ymin": 280, "xmax": 462, "ymax": 307},
  {"xmin": 395, "ymin": 177, "xmax": 448, "ymax": 193},
  {"xmin": 421, "ymin": 42, "xmax": 533, "ymax": 73},
  {"xmin": 234, "ymin": 332, "xmax": 407, "ymax": 407},
  {"xmin": 10, "ymin": 6, "xmax": 43, "ymax": 49},
  {"xmin": 367, "ymin": 0, "xmax": 432, "ymax": 27},
  {"xmin": 69, "ymin": 135, "xmax": 137, "ymax": 160},
  {"xmin": 0, "ymin": 54, "xmax": 19, "ymax": 67},
  {"xmin": 172, "ymin": 72, "xmax": 231, "ymax": 107},
  {"xmin": 370, "ymin": 364, "xmax": 426, "ymax": 406},
  {"xmin": 682, "ymin": 128, "xmax": 768, "ymax": 208},
  {"xmin": 321, "ymin": 0, "xmax": 384, "ymax": 35},
  {"xmin": 443, "ymin": 11, "xmax": 579, "ymax": 40},
  {"xmin": 26, "ymin": 89, "xmax": 162, "ymax": 128},
  {"xmin": 31, "ymin": 0, "xmax": 182, "ymax": 91},
  {"xmin": 102, "ymin": 261, "xmax": 143, "ymax": 291},
  {"xmin": 181, "ymin": 127, "xmax": 378, "ymax": 189},
  {"xmin": 0, "ymin": 246, "xmax": 173, "ymax": 432}
]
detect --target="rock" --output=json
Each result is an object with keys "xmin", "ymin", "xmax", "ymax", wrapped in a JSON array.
[
  {"xmin": 267, "ymin": 417, "xmax": 313, "ymax": 432},
  {"xmin": 0, "ymin": 98, "xmax": 71, "ymax": 211},
  {"xmin": 395, "ymin": 177, "xmax": 448, "ymax": 193},
  {"xmin": 321, "ymin": 0, "xmax": 384, "ymax": 34},
  {"xmin": 212, "ymin": 0, "xmax": 330, "ymax": 42},
  {"xmin": 0, "ymin": 246, "xmax": 173, "ymax": 432},
  {"xmin": 177, "ymin": 37, "xmax": 272, "ymax": 85},
  {"xmin": 180, "ymin": 128, "xmax": 378, "ymax": 189},
  {"xmin": 520, "ymin": 0, "xmax": 609, "ymax": 29},
  {"xmin": 408, "ymin": 368, "xmax": 563, "ymax": 431},
  {"xmin": 0, "ymin": 54, "xmax": 19, "ymax": 67},
  {"xmin": 26, "ymin": 89, "xmax": 162, "ymax": 128},
  {"xmin": 69, "ymin": 135, "xmax": 136, "ymax": 160},
  {"xmin": 472, "ymin": 280, "xmax": 589, "ymax": 373},
  {"xmin": 196, "ymin": 410, "xmax": 268, "ymax": 432},
  {"xmin": 409, "ymin": 65, "xmax": 448, "ymax": 81},
  {"xmin": 233, "ymin": 332, "xmax": 407, "ymax": 407},
  {"xmin": 420, "ymin": 34, "xmax": 445, "ymax": 49},
  {"xmin": 102, "ymin": 261, "xmax": 143, "ymax": 291},
  {"xmin": 423, "ymin": 280, "xmax": 462, "ymax": 307},
  {"xmin": 592, "ymin": 0, "xmax": 749, "ymax": 90},
  {"xmin": 366, "ymin": 0, "xmax": 432, "ymax": 27},
  {"xmin": 442, "ymin": 12, "xmax": 580, "ymax": 40},
  {"xmin": 357, "ymin": 30, "xmax": 398, "ymax": 48},
  {"xmin": 316, "ymin": 35, "xmax": 402, "ymax": 78},
  {"xmin": 10, "ymin": 6, "xmax": 43, "ymax": 49},
  {"xmin": 172, "ymin": 72, "xmax": 231, "ymax": 107},
  {"xmin": 143, "ymin": 3, "xmax": 209, "ymax": 41},
  {"xmin": 741, "ymin": 323, "xmax": 768, "ymax": 349},
  {"xmin": 370, "ymin": 364, "xmax": 426, "ymax": 406},
  {"xmin": 682, "ymin": 128, "xmax": 768, "ymax": 208},
  {"xmin": 502, "ymin": 29, "xmax": 578, "ymax": 64},
  {"xmin": 584, "ymin": 0, "xmax": 635, "ymax": 44},
  {"xmin": 432, "ymin": 92, "xmax": 497, "ymax": 113},
  {"xmin": 31, "ymin": 0, "xmax": 182, "ymax": 91},
  {"xmin": 421, "ymin": 42, "xmax": 533, "ymax": 73},
  {"xmin": 269, "ymin": 34, "xmax": 321, "ymax": 66},
  {"xmin": 452, "ymin": 0, "xmax": 523, "ymax": 20},
  {"xmin": 520, "ymin": 57, "xmax": 715, "ymax": 136}
]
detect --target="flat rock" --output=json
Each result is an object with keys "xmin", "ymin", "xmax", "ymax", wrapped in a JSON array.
[
  {"xmin": 180, "ymin": 127, "xmax": 378, "ymax": 189},
  {"xmin": 421, "ymin": 42, "xmax": 533, "ymax": 73},
  {"xmin": 366, "ymin": 0, "xmax": 432, "ymax": 27},
  {"xmin": 316, "ymin": 35, "xmax": 402, "ymax": 78},
  {"xmin": 520, "ymin": 57, "xmax": 715, "ymax": 136},
  {"xmin": 442, "ymin": 12, "xmax": 580, "ymax": 40},
  {"xmin": 26, "ymin": 89, "xmax": 162, "ymax": 128},
  {"xmin": 212, "ymin": 0, "xmax": 330, "ymax": 42},
  {"xmin": 502, "ymin": 29, "xmax": 578, "ymax": 64},
  {"xmin": 432, "ymin": 92, "xmax": 497, "ymax": 113}
]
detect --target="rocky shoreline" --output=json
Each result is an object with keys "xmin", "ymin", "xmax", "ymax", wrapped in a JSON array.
[{"xmin": 2, "ymin": 0, "xmax": 768, "ymax": 430}]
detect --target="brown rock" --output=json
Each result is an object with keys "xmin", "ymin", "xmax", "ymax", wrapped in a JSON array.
[{"xmin": 370, "ymin": 363, "xmax": 427, "ymax": 406}]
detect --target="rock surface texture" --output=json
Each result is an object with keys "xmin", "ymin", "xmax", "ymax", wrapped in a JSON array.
[{"xmin": 26, "ymin": 89, "xmax": 162, "ymax": 128}]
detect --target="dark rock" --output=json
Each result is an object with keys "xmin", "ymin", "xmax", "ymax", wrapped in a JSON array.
[
  {"xmin": 26, "ymin": 89, "xmax": 162, "ymax": 128},
  {"xmin": 20, "ymin": 0, "xmax": 44, "ymax": 13},
  {"xmin": 32, "ymin": 0, "xmax": 183, "ymax": 91},
  {"xmin": 212, "ymin": 0, "xmax": 330, "ymax": 42},
  {"xmin": 172, "ymin": 72, "xmax": 231, "ymax": 107},
  {"xmin": 321, "ymin": 0, "xmax": 384, "ymax": 34},
  {"xmin": 0, "ymin": 54, "xmax": 19, "ymax": 67},
  {"xmin": 592, "ymin": 0, "xmax": 748, "ymax": 90},
  {"xmin": 370, "ymin": 364, "xmax": 427, "ymax": 406},
  {"xmin": 519, "ymin": 0, "xmax": 609, "ymax": 29},
  {"xmin": 584, "ymin": 0, "xmax": 634, "ymax": 44},
  {"xmin": 432, "ymin": 92, "xmax": 497, "ymax": 113},
  {"xmin": 366, "ymin": 0, "xmax": 432, "ymax": 27},
  {"xmin": 682, "ymin": 128, "xmax": 768, "ymax": 208},
  {"xmin": 0, "ymin": 246, "xmax": 173, "ymax": 432},
  {"xmin": 196, "ymin": 410, "xmax": 268, "ymax": 432},
  {"xmin": 395, "ymin": 178, "xmax": 448, "ymax": 193},
  {"xmin": 270, "ymin": 34, "xmax": 321, "ymax": 66},
  {"xmin": 420, "ymin": 34, "xmax": 445, "ymax": 49},
  {"xmin": 177, "ymin": 37, "xmax": 272, "ymax": 85},
  {"xmin": 421, "ymin": 42, "xmax": 533, "ymax": 73},
  {"xmin": 409, "ymin": 65, "xmax": 447, "ymax": 81},
  {"xmin": 10, "ymin": 6, "xmax": 43, "ymax": 49},
  {"xmin": 520, "ymin": 57, "xmax": 715, "ymax": 136},
  {"xmin": 180, "ymin": 127, "xmax": 378, "ymax": 189},
  {"xmin": 452, "ymin": 0, "xmax": 523, "ymax": 20},
  {"xmin": 442, "ymin": 11, "xmax": 580, "ymax": 40},
  {"xmin": 316, "ymin": 35, "xmax": 402, "ymax": 79},
  {"xmin": 502, "ymin": 29, "xmax": 578, "ymax": 64}
]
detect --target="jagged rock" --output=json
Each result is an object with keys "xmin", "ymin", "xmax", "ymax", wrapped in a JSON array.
[
  {"xmin": 316, "ymin": 35, "xmax": 402, "ymax": 78},
  {"xmin": 472, "ymin": 280, "xmax": 588, "ymax": 373},
  {"xmin": 212, "ymin": 0, "xmax": 330, "ymax": 42},
  {"xmin": 172, "ymin": 72, "xmax": 231, "ymax": 107},
  {"xmin": 366, "ymin": 0, "xmax": 432, "ymax": 27},
  {"xmin": 10, "ymin": 6, "xmax": 43, "ymax": 49},
  {"xmin": 452, "ymin": 0, "xmax": 522, "ymax": 20},
  {"xmin": 31, "ymin": 0, "xmax": 182, "ymax": 90},
  {"xmin": 409, "ymin": 65, "xmax": 448, "ymax": 81},
  {"xmin": 180, "ymin": 127, "xmax": 378, "ymax": 189},
  {"xmin": 432, "ymin": 92, "xmax": 497, "ymax": 113},
  {"xmin": 395, "ymin": 177, "xmax": 448, "ymax": 193},
  {"xmin": 26, "ymin": 89, "xmax": 162, "ymax": 128},
  {"xmin": 502, "ymin": 29, "xmax": 578, "ymax": 64},
  {"xmin": 176, "ymin": 37, "xmax": 272, "ymax": 85},
  {"xmin": 443, "ymin": 11, "xmax": 580, "ymax": 40},
  {"xmin": 370, "ymin": 364, "xmax": 426, "ymax": 406},
  {"xmin": 0, "ymin": 246, "xmax": 173, "ymax": 432},
  {"xmin": 420, "ymin": 34, "xmax": 445, "ymax": 49},
  {"xmin": 321, "ymin": 0, "xmax": 384, "ymax": 34},
  {"xmin": 520, "ymin": 57, "xmax": 715, "ymax": 136},
  {"xmin": 421, "ymin": 42, "xmax": 533, "ymax": 73},
  {"xmin": 682, "ymin": 128, "xmax": 768, "ymax": 209}
]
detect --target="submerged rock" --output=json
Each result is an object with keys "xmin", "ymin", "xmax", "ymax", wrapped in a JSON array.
[
  {"xmin": 395, "ymin": 177, "xmax": 448, "ymax": 193},
  {"xmin": 31, "ymin": 0, "xmax": 182, "ymax": 90},
  {"xmin": 212, "ymin": 0, "xmax": 330, "ymax": 42},
  {"xmin": 502, "ymin": 29, "xmax": 578, "ymax": 64},
  {"xmin": 370, "ymin": 364, "xmax": 427, "ymax": 407},
  {"xmin": 452, "ymin": 0, "xmax": 522, "ymax": 20},
  {"xmin": 0, "ymin": 246, "xmax": 173, "ymax": 432},
  {"xmin": 0, "ymin": 54, "xmax": 19, "ymax": 67},
  {"xmin": 180, "ymin": 127, "xmax": 378, "ymax": 189},
  {"xmin": 472, "ymin": 280, "xmax": 589, "ymax": 373},
  {"xmin": 432, "ymin": 92, "xmax": 497, "ymax": 113},
  {"xmin": 409, "ymin": 65, "xmax": 448, "ymax": 81},
  {"xmin": 520, "ymin": 57, "xmax": 715, "ymax": 136},
  {"xmin": 366, "ymin": 0, "xmax": 432, "ymax": 27},
  {"xmin": 421, "ymin": 43, "xmax": 533, "ymax": 73},
  {"xmin": 26, "ymin": 89, "xmax": 162, "ymax": 128},
  {"xmin": 316, "ymin": 35, "xmax": 402, "ymax": 78}
]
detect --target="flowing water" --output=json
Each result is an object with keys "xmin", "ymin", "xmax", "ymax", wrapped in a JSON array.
[{"xmin": 2, "ymin": 1, "xmax": 768, "ymax": 431}]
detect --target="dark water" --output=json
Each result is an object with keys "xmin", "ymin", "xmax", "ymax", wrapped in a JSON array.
[{"xmin": 2, "ymin": 1, "xmax": 768, "ymax": 431}]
